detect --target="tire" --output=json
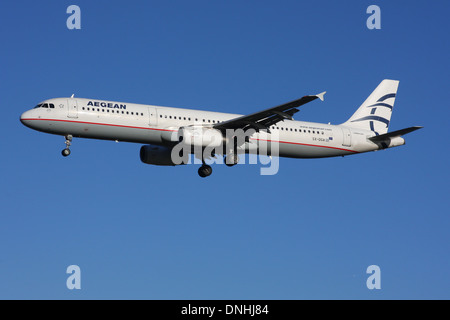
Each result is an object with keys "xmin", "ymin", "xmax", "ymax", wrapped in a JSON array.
[
  {"xmin": 61, "ymin": 148, "xmax": 71, "ymax": 157},
  {"xmin": 198, "ymin": 165, "xmax": 212, "ymax": 177}
]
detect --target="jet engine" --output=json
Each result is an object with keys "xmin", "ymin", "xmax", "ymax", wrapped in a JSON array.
[{"xmin": 140, "ymin": 145, "xmax": 183, "ymax": 166}]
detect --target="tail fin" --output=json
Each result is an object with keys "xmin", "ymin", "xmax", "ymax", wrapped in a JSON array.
[{"xmin": 343, "ymin": 79, "xmax": 399, "ymax": 134}]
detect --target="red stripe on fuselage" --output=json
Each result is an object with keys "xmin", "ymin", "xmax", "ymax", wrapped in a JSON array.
[
  {"xmin": 22, "ymin": 118, "xmax": 358, "ymax": 153},
  {"xmin": 253, "ymin": 138, "xmax": 358, "ymax": 153},
  {"xmin": 21, "ymin": 118, "xmax": 176, "ymax": 132}
]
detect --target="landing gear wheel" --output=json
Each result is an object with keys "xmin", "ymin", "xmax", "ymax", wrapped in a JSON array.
[
  {"xmin": 62, "ymin": 135, "xmax": 73, "ymax": 157},
  {"xmin": 198, "ymin": 164, "xmax": 213, "ymax": 178},
  {"xmin": 225, "ymin": 153, "xmax": 239, "ymax": 167},
  {"xmin": 61, "ymin": 148, "xmax": 71, "ymax": 157}
]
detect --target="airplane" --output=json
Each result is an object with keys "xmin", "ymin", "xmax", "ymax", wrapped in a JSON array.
[{"xmin": 20, "ymin": 79, "xmax": 422, "ymax": 177}]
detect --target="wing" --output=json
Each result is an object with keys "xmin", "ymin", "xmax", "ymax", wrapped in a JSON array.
[{"xmin": 213, "ymin": 92, "xmax": 326, "ymax": 132}]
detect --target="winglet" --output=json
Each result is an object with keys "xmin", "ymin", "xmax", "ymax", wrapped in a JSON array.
[
  {"xmin": 71, "ymin": 94, "xmax": 75, "ymax": 98},
  {"xmin": 316, "ymin": 91, "xmax": 326, "ymax": 101}
]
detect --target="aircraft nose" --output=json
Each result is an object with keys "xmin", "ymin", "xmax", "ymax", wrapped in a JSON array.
[
  {"xmin": 20, "ymin": 111, "xmax": 28, "ymax": 123},
  {"xmin": 20, "ymin": 110, "xmax": 33, "ymax": 126}
]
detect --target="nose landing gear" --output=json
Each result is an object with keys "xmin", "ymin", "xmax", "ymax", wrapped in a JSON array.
[{"xmin": 61, "ymin": 135, "xmax": 72, "ymax": 157}]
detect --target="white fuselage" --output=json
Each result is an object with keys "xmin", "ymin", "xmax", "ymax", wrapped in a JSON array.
[{"xmin": 20, "ymin": 97, "xmax": 381, "ymax": 159}]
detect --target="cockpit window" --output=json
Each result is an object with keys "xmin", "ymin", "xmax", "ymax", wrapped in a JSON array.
[{"xmin": 34, "ymin": 103, "xmax": 55, "ymax": 109}]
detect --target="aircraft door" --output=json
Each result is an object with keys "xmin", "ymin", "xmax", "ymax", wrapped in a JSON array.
[
  {"xmin": 148, "ymin": 107, "xmax": 157, "ymax": 126},
  {"xmin": 67, "ymin": 98, "xmax": 78, "ymax": 118},
  {"xmin": 341, "ymin": 127, "xmax": 352, "ymax": 147}
]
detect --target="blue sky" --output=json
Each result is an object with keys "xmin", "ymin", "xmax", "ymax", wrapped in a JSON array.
[{"xmin": 0, "ymin": 0, "xmax": 449, "ymax": 299}]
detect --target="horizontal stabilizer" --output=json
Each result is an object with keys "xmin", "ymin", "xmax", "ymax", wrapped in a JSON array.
[{"xmin": 369, "ymin": 126, "xmax": 423, "ymax": 142}]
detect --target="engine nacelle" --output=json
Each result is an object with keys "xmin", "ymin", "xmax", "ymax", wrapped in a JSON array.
[
  {"xmin": 178, "ymin": 126, "xmax": 223, "ymax": 148},
  {"xmin": 140, "ymin": 145, "xmax": 179, "ymax": 166}
]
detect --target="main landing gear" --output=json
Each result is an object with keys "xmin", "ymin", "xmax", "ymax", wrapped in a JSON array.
[
  {"xmin": 197, "ymin": 152, "xmax": 239, "ymax": 177},
  {"xmin": 198, "ymin": 163, "xmax": 212, "ymax": 178},
  {"xmin": 224, "ymin": 153, "xmax": 239, "ymax": 167},
  {"xmin": 61, "ymin": 135, "xmax": 72, "ymax": 157}
]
